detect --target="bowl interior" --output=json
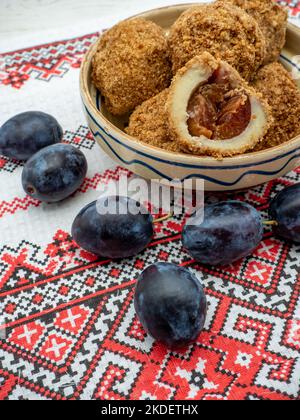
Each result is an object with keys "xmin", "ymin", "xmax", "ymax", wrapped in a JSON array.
[{"xmin": 83, "ymin": 3, "xmax": 300, "ymax": 162}]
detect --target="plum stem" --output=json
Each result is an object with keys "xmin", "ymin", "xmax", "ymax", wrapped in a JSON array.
[
  {"xmin": 153, "ymin": 211, "xmax": 174, "ymax": 224},
  {"xmin": 263, "ymin": 220, "xmax": 278, "ymax": 226},
  {"xmin": 27, "ymin": 185, "xmax": 36, "ymax": 195}
]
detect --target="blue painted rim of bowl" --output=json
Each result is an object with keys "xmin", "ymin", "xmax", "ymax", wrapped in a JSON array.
[
  {"xmin": 88, "ymin": 118, "xmax": 300, "ymax": 185},
  {"xmin": 84, "ymin": 92, "xmax": 300, "ymax": 171},
  {"xmin": 84, "ymin": 99, "xmax": 300, "ymax": 185},
  {"xmin": 280, "ymin": 54, "xmax": 300, "ymax": 72}
]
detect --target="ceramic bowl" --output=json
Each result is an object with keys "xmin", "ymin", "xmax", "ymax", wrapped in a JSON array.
[{"xmin": 80, "ymin": 3, "xmax": 300, "ymax": 191}]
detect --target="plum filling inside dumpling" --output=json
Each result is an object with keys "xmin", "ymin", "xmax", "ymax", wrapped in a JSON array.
[
  {"xmin": 167, "ymin": 53, "xmax": 271, "ymax": 157},
  {"xmin": 187, "ymin": 67, "xmax": 252, "ymax": 140}
]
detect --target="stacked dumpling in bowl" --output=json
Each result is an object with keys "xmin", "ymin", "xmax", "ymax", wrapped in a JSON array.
[{"xmin": 92, "ymin": 0, "xmax": 300, "ymax": 159}]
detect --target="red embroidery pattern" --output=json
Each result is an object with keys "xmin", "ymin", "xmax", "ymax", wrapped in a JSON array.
[
  {"xmin": 0, "ymin": 34, "xmax": 98, "ymax": 89},
  {"xmin": 0, "ymin": 2, "xmax": 299, "ymax": 400},
  {"xmin": 0, "ymin": 172, "xmax": 300, "ymax": 400}
]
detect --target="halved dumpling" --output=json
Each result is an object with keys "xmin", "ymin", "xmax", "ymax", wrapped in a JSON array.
[{"xmin": 167, "ymin": 53, "xmax": 272, "ymax": 158}]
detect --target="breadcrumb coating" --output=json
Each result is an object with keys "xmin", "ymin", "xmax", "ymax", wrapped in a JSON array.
[
  {"xmin": 166, "ymin": 53, "xmax": 272, "ymax": 158},
  {"xmin": 169, "ymin": 2, "xmax": 266, "ymax": 80},
  {"xmin": 224, "ymin": 0, "xmax": 288, "ymax": 64},
  {"xmin": 92, "ymin": 18, "xmax": 172, "ymax": 116},
  {"xmin": 126, "ymin": 90, "xmax": 182, "ymax": 153},
  {"xmin": 252, "ymin": 63, "xmax": 300, "ymax": 151}
]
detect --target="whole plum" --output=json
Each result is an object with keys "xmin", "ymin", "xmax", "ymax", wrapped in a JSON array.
[
  {"xmin": 22, "ymin": 144, "xmax": 87, "ymax": 203},
  {"xmin": 72, "ymin": 196, "xmax": 154, "ymax": 259},
  {"xmin": 183, "ymin": 201, "xmax": 263, "ymax": 266},
  {"xmin": 0, "ymin": 111, "xmax": 63, "ymax": 160},
  {"xmin": 269, "ymin": 183, "xmax": 300, "ymax": 243},
  {"xmin": 134, "ymin": 262, "xmax": 207, "ymax": 348}
]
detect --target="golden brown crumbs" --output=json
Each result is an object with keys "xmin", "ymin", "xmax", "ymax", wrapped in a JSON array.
[
  {"xmin": 92, "ymin": 18, "xmax": 172, "ymax": 116},
  {"xmin": 168, "ymin": 1, "xmax": 266, "ymax": 80},
  {"xmin": 223, "ymin": 0, "xmax": 288, "ymax": 64},
  {"xmin": 252, "ymin": 62, "xmax": 300, "ymax": 151},
  {"xmin": 126, "ymin": 89, "xmax": 183, "ymax": 153}
]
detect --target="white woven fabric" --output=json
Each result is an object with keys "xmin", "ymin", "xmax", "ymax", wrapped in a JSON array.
[{"xmin": 0, "ymin": 1, "xmax": 300, "ymax": 402}]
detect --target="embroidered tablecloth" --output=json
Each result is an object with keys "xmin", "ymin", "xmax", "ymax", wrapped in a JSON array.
[{"xmin": 0, "ymin": 0, "xmax": 299, "ymax": 401}]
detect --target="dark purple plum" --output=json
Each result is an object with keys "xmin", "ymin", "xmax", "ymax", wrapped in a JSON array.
[
  {"xmin": 269, "ymin": 183, "xmax": 300, "ymax": 243},
  {"xmin": 134, "ymin": 262, "xmax": 207, "ymax": 348},
  {"xmin": 183, "ymin": 201, "xmax": 263, "ymax": 266},
  {"xmin": 72, "ymin": 196, "xmax": 154, "ymax": 259},
  {"xmin": 22, "ymin": 144, "xmax": 87, "ymax": 203},
  {"xmin": 0, "ymin": 111, "xmax": 63, "ymax": 160}
]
